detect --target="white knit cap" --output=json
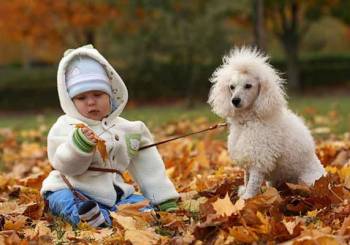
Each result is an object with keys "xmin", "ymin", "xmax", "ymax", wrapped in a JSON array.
[{"xmin": 65, "ymin": 56, "xmax": 112, "ymax": 98}]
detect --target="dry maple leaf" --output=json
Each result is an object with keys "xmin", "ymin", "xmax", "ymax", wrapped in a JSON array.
[
  {"xmin": 229, "ymin": 226, "xmax": 259, "ymax": 243},
  {"xmin": 212, "ymin": 193, "xmax": 243, "ymax": 217},
  {"xmin": 125, "ymin": 229, "xmax": 160, "ymax": 245},
  {"xmin": 96, "ymin": 139, "xmax": 108, "ymax": 161}
]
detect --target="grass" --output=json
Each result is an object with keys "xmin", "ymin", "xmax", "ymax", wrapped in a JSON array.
[{"xmin": 0, "ymin": 95, "xmax": 349, "ymax": 136}]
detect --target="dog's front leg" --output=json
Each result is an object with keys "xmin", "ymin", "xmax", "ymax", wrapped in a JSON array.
[{"xmin": 240, "ymin": 167, "xmax": 265, "ymax": 199}]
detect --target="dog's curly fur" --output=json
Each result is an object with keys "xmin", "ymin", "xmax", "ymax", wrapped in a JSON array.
[{"xmin": 208, "ymin": 47, "xmax": 325, "ymax": 199}]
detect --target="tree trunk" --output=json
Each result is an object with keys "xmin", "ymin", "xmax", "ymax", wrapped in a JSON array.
[
  {"xmin": 21, "ymin": 42, "xmax": 32, "ymax": 70},
  {"xmin": 280, "ymin": 33, "xmax": 300, "ymax": 91},
  {"xmin": 277, "ymin": 0, "xmax": 301, "ymax": 91},
  {"xmin": 252, "ymin": 0, "xmax": 266, "ymax": 52},
  {"xmin": 84, "ymin": 29, "xmax": 95, "ymax": 46}
]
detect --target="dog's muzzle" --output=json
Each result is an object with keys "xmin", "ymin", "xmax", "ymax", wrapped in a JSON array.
[{"xmin": 232, "ymin": 97, "xmax": 241, "ymax": 107}]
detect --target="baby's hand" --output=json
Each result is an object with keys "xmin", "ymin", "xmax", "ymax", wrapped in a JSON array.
[{"xmin": 81, "ymin": 127, "xmax": 97, "ymax": 144}]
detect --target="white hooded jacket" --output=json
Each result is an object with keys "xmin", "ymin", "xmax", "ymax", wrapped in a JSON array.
[{"xmin": 40, "ymin": 45, "xmax": 179, "ymax": 207}]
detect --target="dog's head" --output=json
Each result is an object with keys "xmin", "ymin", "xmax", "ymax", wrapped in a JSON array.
[{"xmin": 208, "ymin": 47, "xmax": 287, "ymax": 119}]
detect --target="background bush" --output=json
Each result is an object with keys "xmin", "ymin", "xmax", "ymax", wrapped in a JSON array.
[{"xmin": 1, "ymin": 53, "xmax": 350, "ymax": 110}]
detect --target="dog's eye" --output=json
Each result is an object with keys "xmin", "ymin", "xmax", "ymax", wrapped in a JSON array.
[
  {"xmin": 245, "ymin": 84, "xmax": 252, "ymax": 89},
  {"xmin": 229, "ymin": 85, "xmax": 235, "ymax": 90}
]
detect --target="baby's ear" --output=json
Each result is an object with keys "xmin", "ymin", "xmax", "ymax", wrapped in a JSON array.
[{"xmin": 254, "ymin": 79, "xmax": 286, "ymax": 119}]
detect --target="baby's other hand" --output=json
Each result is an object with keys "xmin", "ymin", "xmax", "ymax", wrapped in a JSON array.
[{"xmin": 81, "ymin": 127, "xmax": 97, "ymax": 144}]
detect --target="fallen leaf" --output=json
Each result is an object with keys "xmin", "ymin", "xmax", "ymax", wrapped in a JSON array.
[
  {"xmin": 125, "ymin": 229, "xmax": 160, "ymax": 245},
  {"xmin": 111, "ymin": 213, "xmax": 137, "ymax": 230},
  {"xmin": 212, "ymin": 193, "xmax": 236, "ymax": 217},
  {"xmin": 229, "ymin": 226, "xmax": 258, "ymax": 243},
  {"xmin": 4, "ymin": 215, "xmax": 27, "ymax": 231}
]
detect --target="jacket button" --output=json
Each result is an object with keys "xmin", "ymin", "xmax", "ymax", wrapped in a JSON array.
[{"xmin": 115, "ymin": 135, "xmax": 119, "ymax": 141}]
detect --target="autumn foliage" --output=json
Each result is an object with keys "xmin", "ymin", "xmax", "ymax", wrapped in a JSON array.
[{"xmin": 1, "ymin": 119, "xmax": 350, "ymax": 244}]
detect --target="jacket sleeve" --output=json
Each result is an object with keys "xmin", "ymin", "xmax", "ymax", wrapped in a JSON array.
[
  {"xmin": 127, "ymin": 122, "xmax": 179, "ymax": 205},
  {"xmin": 47, "ymin": 120, "xmax": 94, "ymax": 176}
]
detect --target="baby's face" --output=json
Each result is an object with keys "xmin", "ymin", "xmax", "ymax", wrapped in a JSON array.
[{"xmin": 73, "ymin": 91, "xmax": 110, "ymax": 121}]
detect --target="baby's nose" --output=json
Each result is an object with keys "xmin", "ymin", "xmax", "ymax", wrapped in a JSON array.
[
  {"xmin": 87, "ymin": 98, "xmax": 96, "ymax": 105},
  {"xmin": 232, "ymin": 97, "xmax": 241, "ymax": 107}
]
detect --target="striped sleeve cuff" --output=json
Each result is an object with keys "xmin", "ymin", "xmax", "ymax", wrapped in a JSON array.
[
  {"xmin": 158, "ymin": 199, "xmax": 178, "ymax": 212},
  {"xmin": 72, "ymin": 128, "xmax": 96, "ymax": 153}
]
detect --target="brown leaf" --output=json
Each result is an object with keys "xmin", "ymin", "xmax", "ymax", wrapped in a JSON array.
[
  {"xmin": 74, "ymin": 123, "xmax": 109, "ymax": 161},
  {"xmin": 17, "ymin": 172, "xmax": 46, "ymax": 190},
  {"xmin": 125, "ymin": 229, "xmax": 160, "ymax": 245},
  {"xmin": 229, "ymin": 226, "xmax": 258, "ymax": 243},
  {"xmin": 74, "ymin": 123, "xmax": 87, "ymax": 129},
  {"xmin": 338, "ymin": 216, "xmax": 350, "ymax": 236},
  {"xmin": 286, "ymin": 183, "xmax": 311, "ymax": 196},
  {"xmin": 96, "ymin": 139, "xmax": 108, "ymax": 161},
  {"xmin": 111, "ymin": 213, "xmax": 137, "ymax": 230},
  {"xmin": 286, "ymin": 229, "xmax": 344, "ymax": 245},
  {"xmin": 4, "ymin": 215, "xmax": 27, "ymax": 231},
  {"xmin": 331, "ymin": 150, "xmax": 350, "ymax": 166}
]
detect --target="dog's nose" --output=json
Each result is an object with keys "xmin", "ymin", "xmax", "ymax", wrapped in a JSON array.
[{"xmin": 232, "ymin": 98, "xmax": 241, "ymax": 107}]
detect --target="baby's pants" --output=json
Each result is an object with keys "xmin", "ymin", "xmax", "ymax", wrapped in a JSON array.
[{"xmin": 44, "ymin": 189, "xmax": 150, "ymax": 226}]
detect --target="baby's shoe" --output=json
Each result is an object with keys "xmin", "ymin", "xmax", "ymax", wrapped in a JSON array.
[{"xmin": 78, "ymin": 200, "xmax": 107, "ymax": 227}]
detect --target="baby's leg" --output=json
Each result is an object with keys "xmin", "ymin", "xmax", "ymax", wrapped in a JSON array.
[
  {"xmin": 240, "ymin": 167, "xmax": 265, "ymax": 199},
  {"xmin": 45, "ymin": 189, "xmax": 111, "ymax": 227},
  {"xmin": 45, "ymin": 189, "xmax": 81, "ymax": 225}
]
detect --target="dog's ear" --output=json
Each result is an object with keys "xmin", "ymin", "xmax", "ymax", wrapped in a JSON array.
[
  {"xmin": 208, "ymin": 80, "xmax": 233, "ymax": 118},
  {"xmin": 254, "ymin": 79, "xmax": 286, "ymax": 119}
]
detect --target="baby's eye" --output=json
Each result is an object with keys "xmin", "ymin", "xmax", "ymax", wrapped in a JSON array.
[
  {"xmin": 229, "ymin": 85, "xmax": 235, "ymax": 90},
  {"xmin": 245, "ymin": 84, "xmax": 252, "ymax": 89},
  {"xmin": 75, "ymin": 96, "xmax": 85, "ymax": 100},
  {"xmin": 93, "ymin": 92, "xmax": 102, "ymax": 97}
]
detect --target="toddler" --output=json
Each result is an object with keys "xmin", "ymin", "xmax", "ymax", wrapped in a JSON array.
[{"xmin": 41, "ymin": 45, "xmax": 179, "ymax": 227}]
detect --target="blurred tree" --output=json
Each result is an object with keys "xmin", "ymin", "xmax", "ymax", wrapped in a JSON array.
[
  {"xmin": 330, "ymin": 0, "xmax": 350, "ymax": 25},
  {"xmin": 0, "ymin": 0, "xmax": 117, "ymax": 68},
  {"xmin": 0, "ymin": 0, "xmax": 61, "ymax": 68},
  {"xmin": 52, "ymin": 0, "xmax": 118, "ymax": 47},
  {"xmin": 252, "ymin": 0, "xmax": 266, "ymax": 51},
  {"xmin": 110, "ymin": 0, "xmax": 249, "ymax": 106},
  {"xmin": 264, "ymin": 0, "xmax": 337, "ymax": 91}
]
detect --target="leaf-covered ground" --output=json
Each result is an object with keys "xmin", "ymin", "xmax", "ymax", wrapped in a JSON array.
[{"xmin": 1, "ymin": 118, "xmax": 350, "ymax": 244}]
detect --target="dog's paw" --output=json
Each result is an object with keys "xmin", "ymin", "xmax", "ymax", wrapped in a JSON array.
[
  {"xmin": 240, "ymin": 192, "xmax": 254, "ymax": 200},
  {"xmin": 238, "ymin": 185, "xmax": 246, "ymax": 197},
  {"xmin": 238, "ymin": 186, "xmax": 256, "ymax": 199}
]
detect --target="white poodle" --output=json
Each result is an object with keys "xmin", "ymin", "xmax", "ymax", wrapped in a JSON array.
[{"xmin": 208, "ymin": 47, "xmax": 325, "ymax": 199}]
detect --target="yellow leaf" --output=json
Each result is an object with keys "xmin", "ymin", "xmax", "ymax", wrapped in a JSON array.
[
  {"xmin": 282, "ymin": 217, "xmax": 302, "ymax": 235},
  {"xmin": 254, "ymin": 211, "xmax": 270, "ymax": 234},
  {"xmin": 111, "ymin": 213, "xmax": 137, "ymax": 230},
  {"xmin": 4, "ymin": 215, "xmax": 27, "ymax": 231},
  {"xmin": 212, "ymin": 193, "xmax": 238, "ymax": 217},
  {"xmin": 325, "ymin": 166, "xmax": 337, "ymax": 174},
  {"xmin": 229, "ymin": 226, "xmax": 258, "ymax": 243},
  {"xmin": 96, "ymin": 139, "xmax": 108, "ymax": 161},
  {"xmin": 181, "ymin": 197, "xmax": 207, "ymax": 213},
  {"xmin": 339, "ymin": 166, "xmax": 350, "ymax": 180},
  {"xmin": 74, "ymin": 123, "xmax": 109, "ymax": 161},
  {"xmin": 307, "ymin": 210, "xmax": 318, "ymax": 217},
  {"xmin": 74, "ymin": 123, "xmax": 87, "ymax": 129},
  {"xmin": 125, "ymin": 229, "xmax": 160, "ymax": 245}
]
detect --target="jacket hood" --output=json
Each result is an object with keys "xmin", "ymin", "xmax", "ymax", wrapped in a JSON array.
[{"xmin": 57, "ymin": 44, "xmax": 128, "ymax": 125}]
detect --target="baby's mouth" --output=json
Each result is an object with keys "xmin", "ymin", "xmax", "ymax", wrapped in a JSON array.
[{"xmin": 88, "ymin": 110, "xmax": 99, "ymax": 114}]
